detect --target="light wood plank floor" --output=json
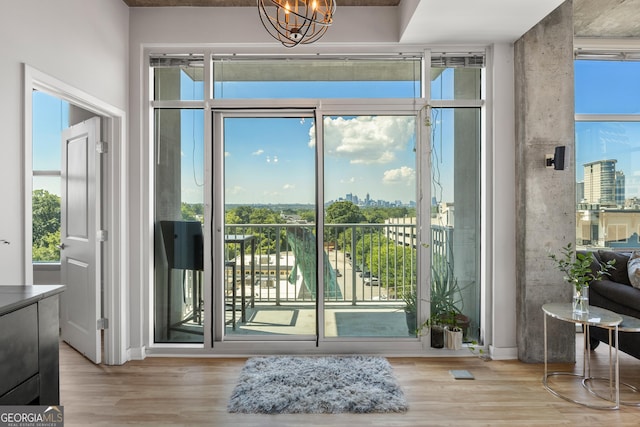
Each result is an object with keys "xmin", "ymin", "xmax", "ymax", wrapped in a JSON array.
[{"xmin": 60, "ymin": 339, "xmax": 640, "ymax": 426}]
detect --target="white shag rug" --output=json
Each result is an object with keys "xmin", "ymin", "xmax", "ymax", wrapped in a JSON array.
[{"xmin": 227, "ymin": 355, "xmax": 409, "ymax": 414}]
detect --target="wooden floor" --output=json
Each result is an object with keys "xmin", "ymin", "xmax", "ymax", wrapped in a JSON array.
[{"xmin": 59, "ymin": 339, "xmax": 640, "ymax": 426}]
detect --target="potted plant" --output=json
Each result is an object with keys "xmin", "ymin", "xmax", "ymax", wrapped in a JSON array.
[
  {"xmin": 429, "ymin": 264, "xmax": 470, "ymax": 335},
  {"xmin": 402, "ymin": 286, "xmax": 417, "ymax": 335},
  {"xmin": 410, "ymin": 264, "xmax": 470, "ymax": 348},
  {"xmin": 548, "ymin": 243, "xmax": 615, "ymax": 314}
]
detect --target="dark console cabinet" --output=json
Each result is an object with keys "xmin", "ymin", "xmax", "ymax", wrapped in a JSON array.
[{"xmin": 0, "ymin": 285, "xmax": 65, "ymax": 405}]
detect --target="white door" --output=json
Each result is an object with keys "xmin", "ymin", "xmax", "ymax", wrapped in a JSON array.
[{"xmin": 60, "ymin": 117, "xmax": 102, "ymax": 364}]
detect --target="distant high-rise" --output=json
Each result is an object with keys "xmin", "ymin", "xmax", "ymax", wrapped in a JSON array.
[
  {"xmin": 583, "ymin": 160, "xmax": 617, "ymax": 206},
  {"xmin": 616, "ymin": 171, "xmax": 625, "ymax": 207},
  {"xmin": 576, "ymin": 181, "xmax": 584, "ymax": 204}
]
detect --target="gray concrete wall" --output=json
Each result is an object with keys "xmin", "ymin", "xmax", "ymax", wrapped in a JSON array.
[{"xmin": 515, "ymin": 0, "xmax": 576, "ymax": 363}]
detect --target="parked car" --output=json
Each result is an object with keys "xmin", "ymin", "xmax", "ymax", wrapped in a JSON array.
[{"xmin": 364, "ymin": 277, "xmax": 380, "ymax": 286}]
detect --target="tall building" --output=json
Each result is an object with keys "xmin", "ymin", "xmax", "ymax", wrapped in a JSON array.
[
  {"xmin": 576, "ymin": 181, "xmax": 584, "ymax": 204},
  {"xmin": 583, "ymin": 160, "xmax": 617, "ymax": 206},
  {"xmin": 616, "ymin": 171, "xmax": 626, "ymax": 207}
]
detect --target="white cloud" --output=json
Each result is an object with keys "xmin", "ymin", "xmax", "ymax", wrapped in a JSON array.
[
  {"xmin": 383, "ymin": 166, "xmax": 415, "ymax": 186},
  {"xmin": 252, "ymin": 149, "xmax": 264, "ymax": 156},
  {"xmin": 309, "ymin": 116, "xmax": 414, "ymax": 164},
  {"xmin": 283, "ymin": 184, "xmax": 295, "ymax": 190},
  {"xmin": 226, "ymin": 185, "xmax": 246, "ymax": 195},
  {"xmin": 340, "ymin": 177, "xmax": 356, "ymax": 184}
]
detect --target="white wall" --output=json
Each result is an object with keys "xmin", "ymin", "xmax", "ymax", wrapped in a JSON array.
[
  {"xmin": 0, "ymin": 0, "xmax": 129, "ymax": 285},
  {"xmin": 490, "ymin": 43, "xmax": 518, "ymax": 359}
]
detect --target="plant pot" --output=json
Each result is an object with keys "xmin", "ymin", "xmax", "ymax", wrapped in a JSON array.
[
  {"xmin": 405, "ymin": 311, "xmax": 416, "ymax": 335},
  {"xmin": 445, "ymin": 327, "xmax": 463, "ymax": 350},
  {"xmin": 431, "ymin": 324, "xmax": 445, "ymax": 348}
]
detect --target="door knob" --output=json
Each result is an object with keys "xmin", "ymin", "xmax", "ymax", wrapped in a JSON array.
[{"xmin": 57, "ymin": 243, "xmax": 66, "ymax": 250}]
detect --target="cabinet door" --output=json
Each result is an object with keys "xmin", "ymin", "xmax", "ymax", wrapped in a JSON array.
[{"xmin": 0, "ymin": 304, "xmax": 39, "ymax": 397}]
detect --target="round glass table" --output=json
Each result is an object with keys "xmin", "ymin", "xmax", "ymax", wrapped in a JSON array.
[
  {"xmin": 542, "ymin": 303, "xmax": 622, "ymax": 410},
  {"xmin": 585, "ymin": 313, "xmax": 640, "ymax": 407}
]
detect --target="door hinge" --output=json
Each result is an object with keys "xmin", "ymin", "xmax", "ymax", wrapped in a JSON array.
[
  {"xmin": 97, "ymin": 230, "xmax": 108, "ymax": 241},
  {"xmin": 96, "ymin": 141, "xmax": 108, "ymax": 154},
  {"xmin": 97, "ymin": 318, "xmax": 109, "ymax": 330}
]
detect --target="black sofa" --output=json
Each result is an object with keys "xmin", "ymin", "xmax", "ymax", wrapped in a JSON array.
[{"xmin": 583, "ymin": 250, "xmax": 640, "ymax": 359}]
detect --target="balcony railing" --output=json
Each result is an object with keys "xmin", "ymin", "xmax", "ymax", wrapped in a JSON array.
[{"xmin": 224, "ymin": 223, "xmax": 452, "ymax": 307}]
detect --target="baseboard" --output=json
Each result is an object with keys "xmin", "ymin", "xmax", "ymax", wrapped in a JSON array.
[
  {"xmin": 128, "ymin": 345, "xmax": 147, "ymax": 361},
  {"xmin": 489, "ymin": 345, "xmax": 518, "ymax": 360}
]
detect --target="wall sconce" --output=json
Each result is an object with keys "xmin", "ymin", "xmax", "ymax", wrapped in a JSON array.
[{"xmin": 545, "ymin": 146, "xmax": 566, "ymax": 170}]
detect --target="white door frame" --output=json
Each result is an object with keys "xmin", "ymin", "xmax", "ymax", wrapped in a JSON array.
[{"xmin": 23, "ymin": 64, "xmax": 128, "ymax": 365}]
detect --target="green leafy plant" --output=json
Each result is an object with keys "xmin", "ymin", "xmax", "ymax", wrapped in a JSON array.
[
  {"xmin": 430, "ymin": 265, "xmax": 464, "ymax": 319},
  {"xmin": 402, "ymin": 286, "xmax": 417, "ymax": 314},
  {"xmin": 548, "ymin": 243, "xmax": 615, "ymax": 291}
]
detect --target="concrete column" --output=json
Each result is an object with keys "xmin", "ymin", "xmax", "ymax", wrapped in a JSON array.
[
  {"xmin": 515, "ymin": 0, "xmax": 575, "ymax": 363},
  {"xmin": 154, "ymin": 68, "xmax": 182, "ymax": 221}
]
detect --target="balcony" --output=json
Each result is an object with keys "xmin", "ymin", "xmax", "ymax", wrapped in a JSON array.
[{"xmin": 219, "ymin": 222, "xmax": 456, "ymax": 338}]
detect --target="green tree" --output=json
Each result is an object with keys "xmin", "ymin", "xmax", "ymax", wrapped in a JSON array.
[
  {"xmin": 362, "ymin": 208, "xmax": 386, "ymax": 224},
  {"xmin": 249, "ymin": 208, "xmax": 280, "ymax": 224},
  {"xmin": 33, "ymin": 230, "xmax": 61, "ymax": 262},
  {"xmin": 233, "ymin": 206, "xmax": 254, "ymax": 223},
  {"xmin": 299, "ymin": 209, "xmax": 315, "ymax": 223},
  {"xmin": 32, "ymin": 190, "xmax": 61, "ymax": 261},
  {"xmin": 225, "ymin": 209, "xmax": 242, "ymax": 225},
  {"xmin": 181, "ymin": 203, "xmax": 203, "ymax": 222},
  {"xmin": 325, "ymin": 201, "xmax": 365, "ymax": 224}
]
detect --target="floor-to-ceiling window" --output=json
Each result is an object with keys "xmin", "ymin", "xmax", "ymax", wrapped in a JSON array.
[
  {"xmin": 151, "ymin": 51, "xmax": 485, "ymax": 351},
  {"xmin": 152, "ymin": 56, "xmax": 205, "ymax": 343},
  {"xmin": 429, "ymin": 56, "xmax": 484, "ymax": 342},
  {"xmin": 575, "ymin": 56, "xmax": 640, "ymax": 250}
]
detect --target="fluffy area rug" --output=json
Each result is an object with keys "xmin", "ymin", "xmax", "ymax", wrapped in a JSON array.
[{"xmin": 227, "ymin": 355, "xmax": 409, "ymax": 414}]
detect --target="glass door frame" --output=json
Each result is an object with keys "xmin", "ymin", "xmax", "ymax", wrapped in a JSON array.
[
  {"xmin": 210, "ymin": 100, "xmax": 430, "ymax": 354},
  {"xmin": 211, "ymin": 103, "xmax": 321, "ymax": 345},
  {"xmin": 212, "ymin": 103, "xmax": 321, "ymax": 344}
]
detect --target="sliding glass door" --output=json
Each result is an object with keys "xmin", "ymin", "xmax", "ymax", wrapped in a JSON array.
[
  {"xmin": 322, "ymin": 115, "xmax": 418, "ymax": 338},
  {"xmin": 220, "ymin": 113, "xmax": 318, "ymax": 339},
  {"xmin": 216, "ymin": 110, "xmax": 419, "ymax": 341}
]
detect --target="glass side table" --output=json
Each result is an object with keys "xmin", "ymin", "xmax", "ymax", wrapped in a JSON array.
[
  {"xmin": 542, "ymin": 303, "xmax": 622, "ymax": 410},
  {"xmin": 586, "ymin": 313, "xmax": 640, "ymax": 407}
]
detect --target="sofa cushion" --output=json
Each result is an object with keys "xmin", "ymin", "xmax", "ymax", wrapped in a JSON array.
[
  {"xmin": 628, "ymin": 251, "xmax": 640, "ymax": 289},
  {"xmin": 590, "ymin": 279, "xmax": 640, "ymax": 313},
  {"xmin": 597, "ymin": 250, "xmax": 632, "ymax": 286}
]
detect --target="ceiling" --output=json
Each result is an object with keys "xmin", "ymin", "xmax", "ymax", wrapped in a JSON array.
[{"xmin": 122, "ymin": 0, "xmax": 640, "ymax": 40}]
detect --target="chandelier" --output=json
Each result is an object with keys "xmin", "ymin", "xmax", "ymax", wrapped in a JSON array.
[{"xmin": 257, "ymin": 0, "xmax": 336, "ymax": 48}]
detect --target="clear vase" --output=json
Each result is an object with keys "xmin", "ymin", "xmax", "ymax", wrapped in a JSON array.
[{"xmin": 572, "ymin": 286, "xmax": 589, "ymax": 315}]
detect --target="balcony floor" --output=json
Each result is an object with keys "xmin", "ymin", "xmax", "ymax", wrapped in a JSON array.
[{"xmin": 225, "ymin": 303, "xmax": 411, "ymax": 337}]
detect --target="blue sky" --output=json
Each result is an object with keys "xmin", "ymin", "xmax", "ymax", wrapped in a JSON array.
[
  {"xmin": 223, "ymin": 115, "xmax": 417, "ymax": 205},
  {"xmin": 575, "ymin": 60, "xmax": 640, "ymax": 197},
  {"xmin": 33, "ymin": 91, "xmax": 67, "ymax": 170}
]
